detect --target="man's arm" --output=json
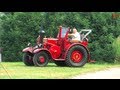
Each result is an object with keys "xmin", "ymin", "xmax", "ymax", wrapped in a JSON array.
[{"xmin": 68, "ymin": 33, "xmax": 75, "ymax": 37}]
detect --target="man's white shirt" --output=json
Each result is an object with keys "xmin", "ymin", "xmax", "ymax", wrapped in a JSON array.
[{"xmin": 72, "ymin": 32, "xmax": 81, "ymax": 41}]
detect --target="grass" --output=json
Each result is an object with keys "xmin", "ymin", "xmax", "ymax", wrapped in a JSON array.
[{"xmin": 0, "ymin": 62, "xmax": 120, "ymax": 79}]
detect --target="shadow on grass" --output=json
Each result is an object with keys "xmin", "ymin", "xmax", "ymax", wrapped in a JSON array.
[
  {"xmin": 22, "ymin": 64, "xmax": 58, "ymax": 68},
  {"xmin": 23, "ymin": 64, "xmax": 84, "ymax": 68},
  {"xmin": 3, "ymin": 62, "xmax": 90, "ymax": 68}
]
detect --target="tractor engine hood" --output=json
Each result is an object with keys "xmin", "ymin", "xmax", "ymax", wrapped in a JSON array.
[{"xmin": 43, "ymin": 38, "xmax": 58, "ymax": 45}]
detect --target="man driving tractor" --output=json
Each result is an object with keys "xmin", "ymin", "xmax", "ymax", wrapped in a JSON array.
[{"xmin": 68, "ymin": 27, "xmax": 81, "ymax": 43}]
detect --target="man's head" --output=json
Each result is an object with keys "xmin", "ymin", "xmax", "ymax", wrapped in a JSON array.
[{"xmin": 73, "ymin": 28, "xmax": 77, "ymax": 33}]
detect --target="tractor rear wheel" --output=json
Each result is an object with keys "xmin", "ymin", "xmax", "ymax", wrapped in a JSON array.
[
  {"xmin": 23, "ymin": 52, "xmax": 34, "ymax": 66},
  {"xmin": 54, "ymin": 61, "xmax": 66, "ymax": 67},
  {"xmin": 65, "ymin": 45, "xmax": 88, "ymax": 67},
  {"xmin": 33, "ymin": 51, "xmax": 49, "ymax": 67}
]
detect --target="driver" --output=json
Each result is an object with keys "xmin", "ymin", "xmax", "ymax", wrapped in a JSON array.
[{"xmin": 68, "ymin": 27, "xmax": 81, "ymax": 43}]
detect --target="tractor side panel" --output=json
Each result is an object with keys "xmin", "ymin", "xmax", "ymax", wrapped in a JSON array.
[
  {"xmin": 49, "ymin": 45, "xmax": 61, "ymax": 59},
  {"xmin": 47, "ymin": 38, "xmax": 58, "ymax": 45}
]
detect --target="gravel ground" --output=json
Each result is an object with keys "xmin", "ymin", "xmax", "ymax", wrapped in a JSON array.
[{"xmin": 71, "ymin": 67, "xmax": 120, "ymax": 79}]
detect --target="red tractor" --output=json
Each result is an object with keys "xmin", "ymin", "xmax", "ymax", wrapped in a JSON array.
[{"xmin": 22, "ymin": 26, "xmax": 92, "ymax": 67}]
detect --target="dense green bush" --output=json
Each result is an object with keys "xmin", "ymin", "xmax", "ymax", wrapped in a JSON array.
[
  {"xmin": 113, "ymin": 36, "xmax": 120, "ymax": 63},
  {"xmin": 0, "ymin": 12, "xmax": 120, "ymax": 62}
]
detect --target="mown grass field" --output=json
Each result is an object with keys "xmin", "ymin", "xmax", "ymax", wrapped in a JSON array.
[{"xmin": 0, "ymin": 62, "xmax": 120, "ymax": 79}]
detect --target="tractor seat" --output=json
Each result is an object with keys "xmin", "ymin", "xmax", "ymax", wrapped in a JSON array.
[{"xmin": 70, "ymin": 40, "xmax": 81, "ymax": 43}]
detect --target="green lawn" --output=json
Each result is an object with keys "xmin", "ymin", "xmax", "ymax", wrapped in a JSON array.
[{"xmin": 0, "ymin": 62, "xmax": 120, "ymax": 79}]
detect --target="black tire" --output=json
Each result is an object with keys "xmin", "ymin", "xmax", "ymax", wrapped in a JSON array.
[
  {"xmin": 23, "ymin": 52, "xmax": 34, "ymax": 66},
  {"xmin": 65, "ymin": 45, "xmax": 88, "ymax": 67},
  {"xmin": 54, "ymin": 61, "xmax": 67, "ymax": 67},
  {"xmin": 33, "ymin": 51, "xmax": 49, "ymax": 67}
]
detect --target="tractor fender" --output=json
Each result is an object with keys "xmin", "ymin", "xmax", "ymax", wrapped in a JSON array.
[
  {"xmin": 33, "ymin": 48, "xmax": 53, "ymax": 60},
  {"xmin": 64, "ymin": 43, "xmax": 90, "ymax": 62},
  {"xmin": 22, "ymin": 47, "xmax": 33, "ymax": 53}
]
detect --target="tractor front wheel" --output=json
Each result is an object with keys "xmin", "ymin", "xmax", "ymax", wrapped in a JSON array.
[
  {"xmin": 33, "ymin": 51, "xmax": 49, "ymax": 67},
  {"xmin": 65, "ymin": 45, "xmax": 88, "ymax": 67},
  {"xmin": 23, "ymin": 52, "xmax": 34, "ymax": 66}
]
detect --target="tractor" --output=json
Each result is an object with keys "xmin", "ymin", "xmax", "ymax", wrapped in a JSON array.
[{"xmin": 22, "ymin": 26, "xmax": 92, "ymax": 67}]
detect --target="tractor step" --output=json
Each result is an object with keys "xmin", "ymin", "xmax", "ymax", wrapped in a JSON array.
[{"xmin": 54, "ymin": 59, "xmax": 65, "ymax": 61}]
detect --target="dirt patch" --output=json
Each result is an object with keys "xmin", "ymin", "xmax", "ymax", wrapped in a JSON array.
[{"xmin": 71, "ymin": 67, "xmax": 120, "ymax": 79}]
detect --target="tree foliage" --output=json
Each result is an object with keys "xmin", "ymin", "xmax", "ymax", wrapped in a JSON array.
[{"xmin": 0, "ymin": 12, "xmax": 120, "ymax": 62}]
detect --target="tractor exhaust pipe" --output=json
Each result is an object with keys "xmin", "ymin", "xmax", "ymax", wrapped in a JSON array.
[{"xmin": 39, "ymin": 27, "xmax": 45, "ymax": 44}]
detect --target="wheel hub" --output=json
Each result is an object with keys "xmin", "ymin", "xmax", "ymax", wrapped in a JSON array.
[
  {"xmin": 71, "ymin": 51, "xmax": 83, "ymax": 63},
  {"xmin": 39, "ymin": 56, "xmax": 45, "ymax": 63}
]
